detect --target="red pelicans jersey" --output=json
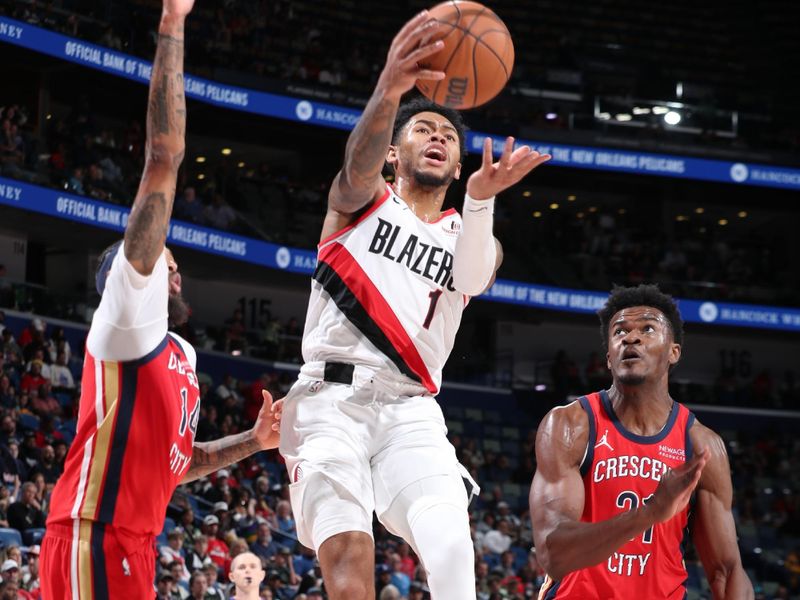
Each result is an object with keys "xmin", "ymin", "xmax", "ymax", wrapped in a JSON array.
[
  {"xmin": 541, "ymin": 390, "xmax": 696, "ymax": 600},
  {"xmin": 304, "ymin": 184, "xmax": 467, "ymax": 394},
  {"xmin": 47, "ymin": 246, "xmax": 201, "ymax": 538},
  {"xmin": 47, "ymin": 334, "xmax": 200, "ymax": 536}
]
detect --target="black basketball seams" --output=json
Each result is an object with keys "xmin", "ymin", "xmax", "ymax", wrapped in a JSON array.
[{"xmin": 430, "ymin": 4, "xmax": 487, "ymax": 104}]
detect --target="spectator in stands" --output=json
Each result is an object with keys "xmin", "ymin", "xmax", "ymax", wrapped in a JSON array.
[
  {"xmin": 7, "ymin": 481, "xmax": 45, "ymax": 532},
  {"xmin": 203, "ymin": 562, "xmax": 224, "ymax": 599},
  {"xmin": 204, "ymin": 192, "xmax": 237, "ymax": 230},
  {"xmin": 375, "ymin": 563, "xmax": 393, "ymax": 596},
  {"xmin": 21, "ymin": 545, "xmax": 39, "ymax": 597},
  {"xmin": 187, "ymin": 570, "xmax": 209, "ymax": 600},
  {"xmin": 19, "ymin": 362, "xmax": 47, "ymax": 395},
  {"xmin": 155, "ymin": 572, "xmax": 178, "ymax": 600},
  {"xmin": 388, "ymin": 552, "xmax": 410, "ymax": 597},
  {"xmin": 483, "ymin": 519, "xmax": 513, "ymax": 556},
  {"xmin": 160, "ymin": 530, "xmax": 190, "ymax": 582},
  {"xmin": 32, "ymin": 383, "xmax": 63, "ymax": 418},
  {"xmin": 0, "ymin": 375, "xmax": 14, "ymax": 408},
  {"xmin": 175, "ymin": 186, "xmax": 204, "ymax": 224},
  {"xmin": 272, "ymin": 499, "xmax": 296, "ymax": 545},
  {"xmin": 251, "ymin": 518, "xmax": 279, "ymax": 561},
  {"xmin": 224, "ymin": 309, "xmax": 247, "ymax": 354},
  {"xmin": 178, "ymin": 506, "xmax": 199, "ymax": 547},
  {"xmin": 49, "ymin": 351, "xmax": 74, "ymax": 390},
  {"xmin": 166, "ymin": 561, "xmax": 189, "ymax": 599},
  {"xmin": 32, "ymin": 444, "xmax": 60, "ymax": 484},
  {"xmin": 203, "ymin": 514, "xmax": 230, "ymax": 570},
  {"xmin": 185, "ymin": 533, "xmax": 214, "ymax": 573}
]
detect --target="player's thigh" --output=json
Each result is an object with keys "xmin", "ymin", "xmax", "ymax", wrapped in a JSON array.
[
  {"xmin": 40, "ymin": 530, "xmax": 72, "ymax": 600},
  {"xmin": 372, "ymin": 395, "xmax": 464, "ymax": 515}
]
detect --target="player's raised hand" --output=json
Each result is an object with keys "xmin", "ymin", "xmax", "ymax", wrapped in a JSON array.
[
  {"xmin": 645, "ymin": 448, "xmax": 709, "ymax": 523},
  {"xmin": 467, "ymin": 137, "xmax": 551, "ymax": 201},
  {"xmin": 377, "ymin": 10, "xmax": 446, "ymax": 99},
  {"xmin": 252, "ymin": 390, "xmax": 284, "ymax": 450},
  {"xmin": 162, "ymin": 0, "xmax": 195, "ymax": 18}
]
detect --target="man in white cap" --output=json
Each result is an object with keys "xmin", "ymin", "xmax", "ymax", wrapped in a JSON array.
[
  {"xmin": 228, "ymin": 552, "xmax": 266, "ymax": 600},
  {"xmin": 1, "ymin": 559, "xmax": 34, "ymax": 600},
  {"xmin": 21, "ymin": 545, "xmax": 39, "ymax": 596},
  {"xmin": 204, "ymin": 512, "xmax": 230, "ymax": 572}
]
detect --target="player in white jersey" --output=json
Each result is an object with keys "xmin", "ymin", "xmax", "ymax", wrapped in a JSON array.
[{"xmin": 279, "ymin": 11, "xmax": 551, "ymax": 600}]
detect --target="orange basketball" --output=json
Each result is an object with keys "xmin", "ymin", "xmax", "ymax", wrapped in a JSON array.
[{"xmin": 416, "ymin": 1, "xmax": 514, "ymax": 110}]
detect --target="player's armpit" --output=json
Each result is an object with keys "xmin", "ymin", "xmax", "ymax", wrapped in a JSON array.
[
  {"xmin": 531, "ymin": 403, "xmax": 655, "ymax": 581},
  {"xmin": 690, "ymin": 423, "xmax": 754, "ymax": 600}
]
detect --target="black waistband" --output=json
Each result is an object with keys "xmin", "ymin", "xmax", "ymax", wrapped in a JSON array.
[{"xmin": 323, "ymin": 362, "xmax": 355, "ymax": 385}]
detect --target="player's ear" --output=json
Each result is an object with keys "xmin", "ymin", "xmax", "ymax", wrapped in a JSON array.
[
  {"xmin": 668, "ymin": 343, "xmax": 681, "ymax": 366},
  {"xmin": 386, "ymin": 144, "xmax": 398, "ymax": 168},
  {"xmin": 606, "ymin": 350, "xmax": 611, "ymax": 371},
  {"xmin": 454, "ymin": 161, "xmax": 462, "ymax": 180},
  {"xmin": 257, "ymin": 567, "xmax": 266, "ymax": 584}
]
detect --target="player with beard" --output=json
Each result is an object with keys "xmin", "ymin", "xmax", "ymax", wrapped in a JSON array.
[
  {"xmin": 228, "ymin": 552, "xmax": 266, "ymax": 600},
  {"xmin": 279, "ymin": 11, "xmax": 550, "ymax": 600},
  {"xmin": 531, "ymin": 284, "xmax": 752, "ymax": 599},
  {"xmin": 41, "ymin": 0, "xmax": 281, "ymax": 597}
]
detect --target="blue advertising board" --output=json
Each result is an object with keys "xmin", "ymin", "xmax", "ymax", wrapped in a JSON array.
[
  {"xmin": 2, "ymin": 177, "xmax": 798, "ymax": 333},
  {"xmin": 3, "ymin": 16, "xmax": 800, "ymax": 191}
]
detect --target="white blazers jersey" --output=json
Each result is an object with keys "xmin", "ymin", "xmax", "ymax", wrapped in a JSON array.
[{"xmin": 304, "ymin": 185, "xmax": 468, "ymax": 394}]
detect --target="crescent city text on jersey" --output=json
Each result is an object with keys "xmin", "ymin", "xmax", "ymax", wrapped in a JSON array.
[
  {"xmin": 593, "ymin": 455, "xmax": 677, "ymax": 484},
  {"xmin": 167, "ymin": 349, "xmax": 200, "ymax": 476},
  {"xmin": 368, "ymin": 218, "xmax": 457, "ymax": 291}
]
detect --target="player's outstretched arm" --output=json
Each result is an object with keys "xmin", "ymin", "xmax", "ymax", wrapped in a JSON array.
[
  {"xmin": 452, "ymin": 137, "xmax": 549, "ymax": 296},
  {"xmin": 530, "ymin": 403, "xmax": 708, "ymax": 581},
  {"xmin": 182, "ymin": 392, "xmax": 283, "ymax": 483},
  {"xmin": 323, "ymin": 11, "xmax": 445, "ymax": 239},
  {"xmin": 124, "ymin": 0, "xmax": 193, "ymax": 276},
  {"xmin": 691, "ymin": 423, "xmax": 754, "ymax": 599}
]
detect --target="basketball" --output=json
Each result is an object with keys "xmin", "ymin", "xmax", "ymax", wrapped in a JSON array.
[{"xmin": 416, "ymin": 1, "xmax": 514, "ymax": 110}]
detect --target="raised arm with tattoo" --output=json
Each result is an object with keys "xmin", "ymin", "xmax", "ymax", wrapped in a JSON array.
[
  {"xmin": 124, "ymin": 3, "xmax": 188, "ymax": 275},
  {"xmin": 321, "ymin": 11, "xmax": 446, "ymax": 240}
]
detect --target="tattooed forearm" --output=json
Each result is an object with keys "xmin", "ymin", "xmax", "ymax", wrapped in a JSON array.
[
  {"xmin": 125, "ymin": 17, "xmax": 187, "ymax": 273},
  {"xmin": 125, "ymin": 192, "xmax": 169, "ymax": 267},
  {"xmin": 182, "ymin": 431, "xmax": 263, "ymax": 483},
  {"xmin": 332, "ymin": 92, "xmax": 400, "ymax": 211}
]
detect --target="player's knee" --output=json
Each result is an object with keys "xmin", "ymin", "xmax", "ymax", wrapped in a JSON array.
[
  {"xmin": 324, "ymin": 576, "xmax": 372, "ymax": 600},
  {"xmin": 410, "ymin": 501, "xmax": 474, "ymax": 575}
]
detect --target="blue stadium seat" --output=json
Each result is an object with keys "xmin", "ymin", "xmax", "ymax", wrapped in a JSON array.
[
  {"xmin": 22, "ymin": 528, "xmax": 45, "ymax": 545},
  {"xmin": 0, "ymin": 528, "xmax": 23, "ymax": 548}
]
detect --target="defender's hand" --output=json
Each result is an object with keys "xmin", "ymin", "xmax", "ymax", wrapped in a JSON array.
[
  {"xmin": 377, "ymin": 11, "xmax": 446, "ymax": 99},
  {"xmin": 645, "ymin": 448, "xmax": 709, "ymax": 523},
  {"xmin": 252, "ymin": 390, "xmax": 284, "ymax": 451},
  {"xmin": 467, "ymin": 137, "xmax": 551, "ymax": 201}
]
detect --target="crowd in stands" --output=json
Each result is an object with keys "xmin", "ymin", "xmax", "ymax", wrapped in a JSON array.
[
  {"xmin": 4, "ymin": 93, "xmax": 798, "ymax": 309},
  {"xmin": 0, "ymin": 304, "xmax": 797, "ymax": 597},
  {"xmin": 3, "ymin": 0, "xmax": 800, "ymax": 154}
]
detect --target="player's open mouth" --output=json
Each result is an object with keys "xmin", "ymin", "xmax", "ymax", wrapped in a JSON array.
[
  {"xmin": 423, "ymin": 145, "xmax": 447, "ymax": 166},
  {"xmin": 621, "ymin": 349, "xmax": 641, "ymax": 362}
]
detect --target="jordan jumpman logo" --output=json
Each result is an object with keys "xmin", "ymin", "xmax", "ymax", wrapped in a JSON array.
[{"xmin": 595, "ymin": 429, "xmax": 614, "ymax": 451}]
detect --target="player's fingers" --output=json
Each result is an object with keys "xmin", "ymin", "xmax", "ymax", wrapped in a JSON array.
[
  {"xmin": 415, "ymin": 69, "xmax": 446, "ymax": 81},
  {"xmin": 262, "ymin": 388, "xmax": 274, "ymax": 409},
  {"xmin": 482, "ymin": 137, "xmax": 493, "ymax": 169},
  {"xmin": 397, "ymin": 18, "xmax": 441, "ymax": 57},
  {"xmin": 393, "ymin": 10, "xmax": 432, "ymax": 47},
  {"xmin": 401, "ymin": 39, "xmax": 445, "ymax": 67},
  {"xmin": 498, "ymin": 137, "xmax": 515, "ymax": 169},
  {"xmin": 507, "ymin": 145, "xmax": 533, "ymax": 167}
]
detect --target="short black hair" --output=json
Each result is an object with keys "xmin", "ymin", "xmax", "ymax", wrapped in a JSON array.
[
  {"xmin": 597, "ymin": 284, "xmax": 684, "ymax": 348},
  {"xmin": 392, "ymin": 97, "xmax": 467, "ymax": 162}
]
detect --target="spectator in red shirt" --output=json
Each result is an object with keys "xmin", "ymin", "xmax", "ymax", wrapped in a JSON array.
[
  {"xmin": 203, "ymin": 514, "xmax": 230, "ymax": 570},
  {"xmin": 20, "ymin": 362, "xmax": 47, "ymax": 395}
]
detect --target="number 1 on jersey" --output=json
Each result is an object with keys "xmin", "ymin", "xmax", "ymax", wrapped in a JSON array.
[{"xmin": 423, "ymin": 289, "xmax": 444, "ymax": 330}]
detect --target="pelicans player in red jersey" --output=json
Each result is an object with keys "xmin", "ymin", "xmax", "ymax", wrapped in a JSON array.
[
  {"xmin": 279, "ymin": 11, "xmax": 550, "ymax": 600},
  {"xmin": 41, "ymin": 1, "xmax": 281, "ymax": 597},
  {"xmin": 531, "ymin": 285, "xmax": 753, "ymax": 599}
]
